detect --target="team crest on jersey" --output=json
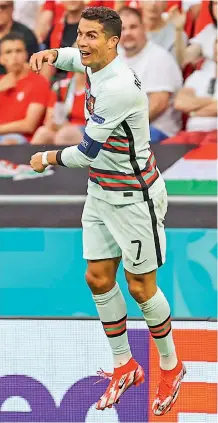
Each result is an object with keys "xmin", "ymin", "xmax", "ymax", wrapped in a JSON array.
[
  {"xmin": 87, "ymin": 94, "xmax": 96, "ymax": 115},
  {"xmin": 86, "ymin": 88, "xmax": 96, "ymax": 115},
  {"xmin": 85, "ymin": 87, "xmax": 105, "ymax": 124}
]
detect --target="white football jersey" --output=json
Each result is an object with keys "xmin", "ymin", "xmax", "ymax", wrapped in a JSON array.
[{"xmin": 55, "ymin": 48, "xmax": 165, "ymax": 205}]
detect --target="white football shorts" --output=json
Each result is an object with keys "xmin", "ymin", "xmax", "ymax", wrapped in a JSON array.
[{"xmin": 82, "ymin": 189, "xmax": 167, "ymax": 274}]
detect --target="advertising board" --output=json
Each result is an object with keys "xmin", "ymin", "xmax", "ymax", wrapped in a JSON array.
[{"xmin": 0, "ymin": 319, "xmax": 217, "ymax": 422}]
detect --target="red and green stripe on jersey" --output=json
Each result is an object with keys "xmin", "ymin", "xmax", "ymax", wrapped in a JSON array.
[
  {"xmin": 102, "ymin": 136, "xmax": 130, "ymax": 155},
  {"xmin": 89, "ymin": 150, "xmax": 159, "ymax": 191},
  {"xmin": 148, "ymin": 315, "xmax": 172, "ymax": 339},
  {"xmin": 102, "ymin": 314, "xmax": 127, "ymax": 338}
]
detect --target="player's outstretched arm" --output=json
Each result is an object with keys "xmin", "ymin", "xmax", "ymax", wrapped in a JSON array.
[
  {"xmin": 30, "ymin": 145, "xmax": 93, "ymax": 173},
  {"xmin": 30, "ymin": 48, "xmax": 85, "ymax": 73},
  {"xmin": 53, "ymin": 48, "xmax": 85, "ymax": 73}
]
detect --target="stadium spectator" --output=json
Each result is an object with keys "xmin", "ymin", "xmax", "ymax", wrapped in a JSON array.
[
  {"xmin": 36, "ymin": 0, "xmax": 65, "ymax": 45},
  {"xmin": 171, "ymin": 0, "xmax": 217, "ymax": 70},
  {"xmin": 48, "ymin": 1, "xmax": 85, "ymax": 49},
  {"xmin": 164, "ymin": 38, "xmax": 217, "ymax": 145},
  {"xmin": 168, "ymin": 1, "xmax": 202, "ymax": 41},
  {"xmin": 31, "ymin": 72, "xmax": 85, "ymax": 146},
  {"xmin": 37, "ymin": 1, "xmax": 85, "ymax": 49},
  {"xmin": 119, "ymin": 7, "xmax": 183, "ymax": 143},
  {"xmin": 40, "ymin": 1, "xmax": 85, "ymax": 80},
  {"xmin": 0, "ymin": 1, "xmax": 39, "ymax": 74},
  {"xmin": 13, "ymin": 0, "xmax": 43, "ymax": 32},
  {"xmin": 141, "ymin": 0, "xmax": 188, "ymax": 58},
  {"xmin": 0, "ymin": 32, "xmax": 50, "ymax": 145}
]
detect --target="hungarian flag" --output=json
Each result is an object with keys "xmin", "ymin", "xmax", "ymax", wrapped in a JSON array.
[{"xmin": 163, "ymin": 144, "xmax": 217, "ymax": 196}]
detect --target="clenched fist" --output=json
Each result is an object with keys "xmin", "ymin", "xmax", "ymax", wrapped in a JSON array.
[{"xmin": 30, "ymin": 152, "xmax": 46, "ymax": 173}]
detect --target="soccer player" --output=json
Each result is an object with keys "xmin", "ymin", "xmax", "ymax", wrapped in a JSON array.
[{"xmin": 29, "ymin": 6, "xmax": 186, "ymax": 415}]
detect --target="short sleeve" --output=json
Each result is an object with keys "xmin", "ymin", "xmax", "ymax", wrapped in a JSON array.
[
  {"xmin": 54, "ymin": 48, "xmax": 85, "ymax": 73},
  {"xmin": 85, "ymin": 81, "xmax": 135, "ymax": 143}
]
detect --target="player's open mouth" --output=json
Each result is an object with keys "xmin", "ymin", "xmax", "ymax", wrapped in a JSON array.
[{"xmin": 80, "ymin": 51, "xmax": 91, "ymax": 58}]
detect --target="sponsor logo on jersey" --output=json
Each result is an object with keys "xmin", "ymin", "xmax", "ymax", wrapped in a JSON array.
[{"xmin": 91, "ymin": 113, "xmax": 105, "ymax": 124}]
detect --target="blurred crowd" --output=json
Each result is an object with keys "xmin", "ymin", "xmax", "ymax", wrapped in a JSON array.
[{"xmin": 0, "ymin": 0, "xmax": 217, "ymax": 146}]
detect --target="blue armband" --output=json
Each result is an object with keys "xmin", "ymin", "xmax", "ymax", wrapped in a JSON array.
[{"xmin": 78, "ymin": 132, "xmax": 102, "ymax": 159}]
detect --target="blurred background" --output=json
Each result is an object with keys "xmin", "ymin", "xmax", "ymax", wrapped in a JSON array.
[{"xmin": 0, "ymin": 0, "xmax": 216, "ymax": 319}]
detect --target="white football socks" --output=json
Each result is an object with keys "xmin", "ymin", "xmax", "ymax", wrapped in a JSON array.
[
  {"xmin": 138, "ymin": 287, "xmax": 178, "ymax": 370},
  {"xmin": 92, "ymin": 282, "xmax": 132, "ymax": 368}
]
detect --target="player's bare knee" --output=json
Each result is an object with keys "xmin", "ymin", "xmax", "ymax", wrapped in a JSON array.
[
  {"xmin": 126, "ymin": 271, "xmax": 157, "ymax": 303},
  {"xmin": 85, "ymin": 270, "xmax": 113, "ymax": 294},
  {"xmin": 128, "ymin": 277, "xmax": 146, "ymax": 302}
]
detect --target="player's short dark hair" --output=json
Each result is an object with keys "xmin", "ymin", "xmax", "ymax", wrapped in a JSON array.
[
  {"xmin": 119, "ymin": 6, "xmax": 143, "ymax": 24},
  {"xmin": 0, "ymin": 32, "xmax": 27, "ymax": 51},
  {"xmin": 81, "ymin": 6, "xmax": 122, "ymax": 39}
]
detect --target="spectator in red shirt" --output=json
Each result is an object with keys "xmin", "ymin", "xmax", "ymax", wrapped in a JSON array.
[
  {"xmin": 48, "ymin": 1, "xmax": 85, "ymax": 50},
  {"xmin": 37, "ymin": 1, "xmax": 85, "ymax": 49},
  {"xmin": 31, "ymin": 72, "xmax": 86, "ymax": 146},
  {"xmin": 39, "ymin": 1, "xmax": 85, "ymax": 80},
  {"xmin": 0, "ymin": 32, "xmax": 50, "ymax": 145},
  {"xmin": 36, "ymin": 0, "xmax": 65, "ymax": 44}
]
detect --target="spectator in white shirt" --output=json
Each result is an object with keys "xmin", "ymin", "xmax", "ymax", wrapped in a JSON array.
[
  {"xmin": 170, "ymin": 0, "xmax": 217, "ymax": 71},
  {"xmin": 119, "ymin": 6, "xmax": 183, "ymax": 143},
  {"xmin": 141, "ymin": 0, "xmax": 188, "ymax": 59},
  {"xmin": 164, "ymin": 38, "xmax": 217, "ymax": 145}
]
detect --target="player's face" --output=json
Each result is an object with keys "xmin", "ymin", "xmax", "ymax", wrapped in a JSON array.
[
  {"xmin": 62, "ymin": 1, "xmax": 84, "ymax": 13},
  {"xmin": 77, "ymin": 18, "xmax": 119, "ymax": 71},
  {"xmin": 0, "ymin": 40, "xmax": 27, "ymax": 73},
  {"xmin": 120, "ymin": 13, "xmax": 146, "ymax": 54},
  {"xmin": 0, "ymin": 1, "xmax": 13, "ymax": 25}
]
